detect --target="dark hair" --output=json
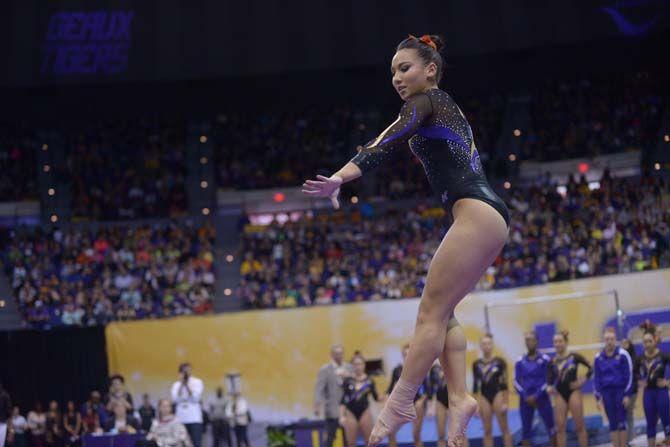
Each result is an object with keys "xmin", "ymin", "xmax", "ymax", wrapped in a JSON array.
[
  {"xmin": 556, "ymin": 330, "xmax": 569, "ymax": 342},
  {"xmin": 396, "ymin": 34, "xmax": 446, "ymax": 83},
  {"xmin": 640, "ymin": 319, "xmax": 657, "ymax": 336},
  {"xmin": 603, "ymin": 326, "xmax": 617, "ymax": 335},
  {"xmin": 351, "ymin": 350, "xmax": 365, "ymax": 363},
  {"xmin": 178, "ymin": 362, "xmax": 191, "ymax": 373},
  {"xmin": 109, "ymin": 374, "xmax": 125, "ymax": 384}
]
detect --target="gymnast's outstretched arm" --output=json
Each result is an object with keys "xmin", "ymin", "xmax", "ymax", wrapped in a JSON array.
[
  {"xmin": 348, "ymin": 92, "xmax": 432, "ymax": 174},
  {"xmin": 302, "ymin": 93, "xmax": 431, "ymax": 206}
]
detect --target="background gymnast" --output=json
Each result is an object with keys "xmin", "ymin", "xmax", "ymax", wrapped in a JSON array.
[
  {"xmin": 547, "ymin": 330, "xmax": 592, "ymax": 447},
  {"xmin": 472, "ymin": 334, "xmax": 511, "ymax": 447}
]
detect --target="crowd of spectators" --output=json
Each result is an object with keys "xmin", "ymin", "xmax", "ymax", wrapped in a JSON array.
[
  {"xmin": 521, "ymin": 71, "xmax": 664, "ymax": 161},
  {"xmin": 0, "ymin": 72, "xmax": 664, "ymax": 211},
  {"xmin": 214, "ymin": 106, "xmax": 381, "ymax": 191},
  {"xmin": 213, "ymin": 92, "xmax": 505, "ymax": 197},
  {"xmin": 2, "ymin": 368, "xmax": 250, "ymax": 447},
  {"xmin": 238, "ymin": 173, "xmax": 670, "ymax": 309},
  {"xmin": 2, "ymin": 221, "xmax": 215, "ymax": 329},
  {"xmin": 65, "ymin": 118, "xmax": 188, "ymax": 220},
  {"xmin": 214, "ymin": 71, "xmax": 664, "ymax": 200},
  {"xmin": 3, "ymin": 381, "xmax": 149, "ymax": 447}
]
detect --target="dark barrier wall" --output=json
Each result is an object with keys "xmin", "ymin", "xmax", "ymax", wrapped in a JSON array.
[
  {"xmin": 2, "ymin": 0, "xmax": 668, "ymax": 85},
  {"xmin": 0, "ymin": 326, "xmax": 109, "ymax": 411}
]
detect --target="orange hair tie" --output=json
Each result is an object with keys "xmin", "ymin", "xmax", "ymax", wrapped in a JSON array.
[
  {"xmin": 420, "ymin": 35, "xmax": 437, "ymax": 50},
  {"xmin": 408, "ymin": 34, "xmax": 437, "ymax": 51}
]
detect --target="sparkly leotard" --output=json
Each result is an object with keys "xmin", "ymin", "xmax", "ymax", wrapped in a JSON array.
[
  {"xmin": 547, "ymin": 352, "xmax": 593, "ymax": 403},
  {"xmin": 639, "ymin": 350, "xmax": 670, "ymax": 390},
  {"xmin": 472, "ymin": 357, "xmax": 509, "ymax": 405},
  {"xmin": 429, "ymin": 363, "xmax": 449, "ymax": 408},
  {"xmin": 341, "ymin": 376, "xmax": 379, "ymax": 420},
  {"xmin": 350, "ymin": 88, "xmax": 509, "ymax": 225}
]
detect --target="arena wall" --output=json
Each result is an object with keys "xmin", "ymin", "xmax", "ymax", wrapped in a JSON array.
[{"xmin": 106, "ymin": 269, "xmax": 670, "ymax": 421}]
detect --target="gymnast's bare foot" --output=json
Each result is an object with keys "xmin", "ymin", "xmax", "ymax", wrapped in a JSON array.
[{"xmin": 447, "ymin": 394, "xmax": 477, "ymax": 447}]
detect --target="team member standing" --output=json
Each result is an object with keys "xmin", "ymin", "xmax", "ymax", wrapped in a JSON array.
[
  {"xmin": 593, "ymin": 327, "xmax": 633, "ymax": 447},
  {"xmin": 472, "ymin": 334, "xmax": 512, "ymax": 447},
  {"xmin": 340, "ymin": 353, "xmax": 380, "ymax": 447},
  {"xmin": 638, "ymin": 321, "xmax": 670, "ymax": 447},
  {"xmin": 429, "ymin": 362, "xmax": 451, "ymax": 447},
  {"xmin": 620, "ymin": 338, "xmax": 640, "ymax": 442},
  {"xmin": 547, "ymin": 331, "xmax": 592, "ymax": 447},
  {"xmin": 386, "ymin": 344, "xmax": 431, "ymax": 447},
  {"xmin": 514, "ymin": 332, "xmax": 556, "ymax": 447}
]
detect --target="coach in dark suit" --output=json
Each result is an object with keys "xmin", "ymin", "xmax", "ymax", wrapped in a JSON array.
[{"xmin": 314, "ymin": 344, "xmax": 352, "ymax": 447}]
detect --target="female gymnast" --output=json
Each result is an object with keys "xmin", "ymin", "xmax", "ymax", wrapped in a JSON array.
[
  {"xmin": 593, "ymin": 327, "xmax": 633, "ymax": 447},
  {"xmin": 638, "ymin": 321, "xmax": 670, "ymax": 447},
  {"xmin": 302, "ymin": 33, "xmax": 509, "ymax": 447},
  {"xmin": 514, "ymin": 331, "xmax": 556, "ymax": 447},
  {"xmin": 386, "ymin": 344, "xmax": 431, "ymax": 447},
  {"xmin": 340, "ymin": 352, "xmax": 380, "ymax": 447},
  {"xmin": 428, "ymin": 362, "xmax": 451, "ymax": 447},
  {"xmin": 620, "ymin": 338, "xmax": 640, "ymax": 442},
  {"xmin": 472, "ymin": 334, "xmax": 512, "ymax": 447},
  {"xmin": 547, "ymin": 330, "xmax": 592, "ymax": 447}
]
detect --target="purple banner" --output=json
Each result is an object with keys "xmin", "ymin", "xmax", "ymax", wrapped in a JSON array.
[{"xmin": 41, "ymin": 11, "xmax": 134, "ymax": 76}]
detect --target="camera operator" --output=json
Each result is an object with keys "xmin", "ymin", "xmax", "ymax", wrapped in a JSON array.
[{"xmin": 170, "ymin": 363, "xmax": 203, "ymax": 447}]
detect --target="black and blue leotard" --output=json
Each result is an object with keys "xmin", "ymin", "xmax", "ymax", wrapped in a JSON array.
[
  {"xmin": 350, "ymin": 88, "xmax": 509, "ymax": 225},
  {"xmin": 342, "ymin": 376, "xmax": 379, "ymax": 420}
]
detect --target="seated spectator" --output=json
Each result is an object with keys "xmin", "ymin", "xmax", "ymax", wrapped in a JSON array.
[
  {"xmin": 147, "ymin": 399, "xmax": 192, "ymax": 447},
  {"xmin": 11, "ymin": 406, "xmax": 28, "ymax": 447},
  {"xmin": 44, "ymin": 401, "xmax": 61, "ymax": 447},
  {"xmin": 138, "ymin": 394, "xmax": 156, "ymax": 434},
  {"xmin": 62, "ymin": 402, "xmax": 81, "ymax": 447},
  {"xmin": 80, "ymin": 392, "xmax": 105, "ymax": 430},
  {"xmin": 81, "ymin": 405, "xmax": 101, "ymax": 435},
  {"xmin": 105, "ymin": 375, "xmax": 134, "ymax": 414},
  {"xmin": 103, "ymin": 401, "xmax": 139, "ymax": 434},
  {"xmin": 27, "ymin": 402, "xmax": 46, "ymax": 447}
]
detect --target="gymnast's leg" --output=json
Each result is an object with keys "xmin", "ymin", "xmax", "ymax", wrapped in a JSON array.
[{"xmin": 368, "ymin": 199, "xmax": 507, "ymax": 447}]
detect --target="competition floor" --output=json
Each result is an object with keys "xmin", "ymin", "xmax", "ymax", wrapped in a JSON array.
[
  {"xmin": 353, "ymin": 409, "xmax": 653, "ymax": 447},
  {"xmin": 249, "ymin": 412, "xmax": 661, "ymax": 447}
]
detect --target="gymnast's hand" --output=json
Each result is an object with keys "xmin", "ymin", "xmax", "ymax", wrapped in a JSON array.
[{"xmin": 302, "ymin": 175, "xmax": 343, "ymax": 209}]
